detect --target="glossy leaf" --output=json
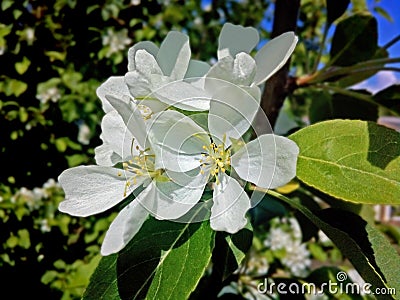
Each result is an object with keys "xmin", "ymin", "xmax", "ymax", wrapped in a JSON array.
[
  {"xmin": 330, "ymin": 13, "xmax": 378, "ymax": 66},
  {"xmin": 212, "ymin": 223, "xmax": 253, "ymax": 280},
  {"xmin": 83, "ymin": 217, "xmax": 215, "ymax": 300},
  {"xmin": 309, "ymin": 90, "xmax": 378, "ymax": 123},
  {"xmin": 270, "ymin": 191, "xmax": 400, "ymax": 299},
  {"xmin": 373, "ymin": 84, "xmax": 400, "ymax": 115},
  {"xmin": 289, "ymin": 120, "xmax": 400, "ymax": 204}
]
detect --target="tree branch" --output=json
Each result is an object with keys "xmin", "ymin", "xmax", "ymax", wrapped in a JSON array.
[{"xmin": 260, "ymin": 0, "xmax": 300, "ymax": 129}]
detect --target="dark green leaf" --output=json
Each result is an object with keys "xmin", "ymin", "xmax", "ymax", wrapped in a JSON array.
[
  {"xmin": 270, "ymin": 191, "xmax": 400, "ymax": 299},
  {"xmin": 309, "ymin": 90, "xmax": 378, "ymax": 123},
  {"xmin": 212, "ymin": 223, "xmax": 253, "ymax": 281},
  {"xmin": 330, "ymin": 13, "xmax": 378, "ymax": 66},
  {"xmin": 326, "ymin": 0, "xmax": 350, "ymax": 26},
  {"xmin": 83, "ymin": 217, "xmax": 215, "ymax": 300},
  {"xmin": 289, "ymin": 120, "xmax": 400, "ymax": 204},
  {"xmin": 373, "ymin": 84, "xmax": 400, "ymax": 115}
]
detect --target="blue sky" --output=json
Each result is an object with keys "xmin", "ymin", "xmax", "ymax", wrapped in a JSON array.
[{"xmin": 352, "ymin": 0, "xmax": 400, "ymax": 92}]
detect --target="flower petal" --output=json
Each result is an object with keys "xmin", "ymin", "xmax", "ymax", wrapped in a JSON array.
[
  {"xmin": 147, "ymin": 110, "xmax": 209, "ymax": 172},
  {"xmin": 100, "ymin": 185, "xmax": 153, "ymax": 256},
  {"xmin": 156, "ymin": 31, "xmax": 191, "ymax": 80},
  {"xmin": 210, "ymin": 173, "xmax": 250, "ymax": 233},
  {"xmin": 153, "ymin": 79, "xmax": 211, "ymax": 111},
  {"xmin": 58, "ymin": 166, "xmax": 143, "ymax": 217},
  {"xmin": 150, "ymin": 168, "xmax": 209, "ymax": 219},
  {"xmin": 206, "ymin": 53, "xmax": 257, "ymax": 87},
  {"xmin": 218, "ymin": 23, "xmax": 259, "ymax": 59},
  {"xmin": 96, "ymin": 76, "xmax": 129, "ymax": 113},
  {"xmin": 231, "ymin": 134, "xmax": 299, "ymax": 189},
  {"xmin": 105, "ymin": 94, "xmax": 148, "ymax": 149},
  {"xmin": 128, "ymin": 41, "xmax": 159, "ymax": 71},
  {"xmin": 125, "ymin": 49, "xmax": 163, "ymax": 98},
  {"xmin": 208, "ymin": 82, "xmax": 261, "ymax": 146},
  {"xmin": 254, "ymin": 32, "xmax": 298, "ymax": 85},
  {"xmin": 95, "ymin": 110, "xmax": 136, "ymax": 166},
  {"xmin": 185, "ymin": 59, "xmax": 210, "ymax": 78}
]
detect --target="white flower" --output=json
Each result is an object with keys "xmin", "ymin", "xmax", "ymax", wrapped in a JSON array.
[
  {"xmin": 97, "ymin": 31, "xmax": 211, "ymax": 113},
  {"xmin": 281, "ymin": 241, "xmax": 311, "ymax": 277},
  {"xmin": 205, "ymin": 23, "xmax": 298, "ymax": 95},
  {"xmin": 58, "ymin": 97, "xmax": 208, "ymax": 256},
  {"xmin": 36, "ymin": 86, "xmax": 61, "ymax": 104},
  {"xmin": 102, "ymin": 28, "xmax": 132, "ymax": 58},
  {"xmin": 147, "ymin": 101, "xmax": 299, "ymax": 233},
  {"xmin": 264, "ymin": 227, "xmax": 293, "ymax": 251},
  {"xmin": 77, "ymin": 121, "xmax": 91, "ymax": 145}
]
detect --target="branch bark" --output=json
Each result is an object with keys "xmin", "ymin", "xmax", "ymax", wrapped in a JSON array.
[{"xmin": 260, "ymin": 0, "xmax": 300, "ymax": 129}]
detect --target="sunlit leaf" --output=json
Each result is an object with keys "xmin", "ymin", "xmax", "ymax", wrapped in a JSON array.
[
  {"xmin": 83, "ymin": 217, "xmax": 214, "ymax": 300},
  {"xmin": 289, "ymin": 120, "xmax": 400, "ymax": 204}
]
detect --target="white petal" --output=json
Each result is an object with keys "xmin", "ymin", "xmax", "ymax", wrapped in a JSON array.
[
  {"xmin": 231, "ymin": 134, "xmax": 299, "ymax": 189},
  {"xmin": 105, "ymin": 94, "xmax": 148, "ymax": 149},
  {"xmin": 153, "ymin": 79, "xmax": 211, "ymax": 111},
  {"xmin": 208, "ymin": 82, "xmax": 261, "ymax": 146},
  {"xmin": 147, "ymin": 110, "xmax": 209, "ymax": 172},
  {"xmin": 58, "ymin": 166, "xmax": 143, "ymax": 217},
  {"xmin": 206, "ymin": 53, "xmax": 257, "ymax": 87},
  {"xmin": 254, "ymin": 32, "xmax": 298, "ymax": 85},
  {"xmin": 150, "ymin": 168, "xmax": 209, "ymax": 219},
  {"xmin": 125, "ymin": 50, "xmax": 162, "ymax": 98},
  {"xmin": 125, "ymin": 70, "xmax": 152, "ymax": 97},
  {"xmin": 210, "ymin": 173, "xmax": 250, "ymax": 233},
  {"xmin": 96, "ymin": 76, "xmax": 129, "ymax": 113},
  {"xmin": 185, "ymin": 59, "xmax": 210, "ymax": 78},
  {"xmin": 128, "ymin": 41, "xmax": 159, "ymax": 71},
  {"xmin": 156, "ymin": 31, "xmax": 191, "ymax": 79},
  {"xmin": 100, "ymin": 185, "xmax": 153, "ymax": 255},
  {"xmin": 95, "ymin": 110, "xmax": 136, "ymax": 166},
  {"xmin": 218, "ymin": 23, "xmax": 259, "ymax": 59}
]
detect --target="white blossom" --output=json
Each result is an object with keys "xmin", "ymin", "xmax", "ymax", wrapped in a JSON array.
[{"xmin": 102, "ymin": 28, "xmax": 132, "ymax": 58}]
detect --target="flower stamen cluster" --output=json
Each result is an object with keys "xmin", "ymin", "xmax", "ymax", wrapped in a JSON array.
[
  {"xmin": 200, "ymin": 135, "xmax": 231, "ymax": 183},
  {"xmin": 121, "ymin": 145, "xmax": 164, "ymax": 196}
]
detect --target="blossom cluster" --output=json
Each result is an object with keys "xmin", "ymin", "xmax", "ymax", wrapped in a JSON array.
[{"xmin": 58, "ymin": 23, "xmax": 299, "ymax": 255}]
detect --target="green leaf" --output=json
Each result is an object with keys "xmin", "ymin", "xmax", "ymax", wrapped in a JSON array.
[
  {"xmin": 83, "ymin": 217, "xmax": 215, "ymax": 300},
  {"xmin": 268, "ymin": 191, "xmax": 400, "ymax": 299},
  {"xmin": 309, "ymin": 90, "xmax": 378, "ymax": 123},
  {"xmin": 15, "ymin": 56, "xmax": 31, "ymax": 75},
  {"xmin": 330, "ymin": 13, "xmax": 378, "ymax": 66},
  {"xmin": 326, "ymin": 0, "xmax": 350, "ymax": 26},
  {"xmin": 289, "ymin": 120, "xmax": 400, "ymax": 204},
  {"xmin": 212, "ymin": 223, "xmax": 253, "ymax": 280},
  {"xmin": 373, "ymin": 84, "xmax": 400, "ymax": 115}
]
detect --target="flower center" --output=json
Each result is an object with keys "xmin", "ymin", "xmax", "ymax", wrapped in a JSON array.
[
  {"xmin": 119, "ymin": 145, "xmax": 164, "ymax": 196},
  {"xmin": 200, "ymin": 135, "xmax": 231, "ymax": 184}
]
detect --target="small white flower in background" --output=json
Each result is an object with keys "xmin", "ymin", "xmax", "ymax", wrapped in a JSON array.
[
  {"xmin": 264, "ymin": 217, "xmax": 311, "ymax": 277},
  {"xmin": 0, "ymin": 45, "xmax": 5, "ymax": 55},
  {"xmin": 281, "ymin": 241, "xmax": 311, "ymax": 277},
  {"xmin": 43, "ymin": 178, "xmax": 60, "ymax": 189},
  {"xmin": 131, "ymin": 0, "xmax": 141, "ymax": 5},
  {"xmin": 102, "ymin": 28, "xmax": 132, "ymax": 58},
  {"xmin": 36, "ymin": 86, "xmax": 61, "ymax": 104},
  {"xmin": 264, "ymin": 227, "xmax": 293, "ymax": 251},
  {"xmin": 77, "ymin": 121, "xmax": 91, "ymax": 145}
]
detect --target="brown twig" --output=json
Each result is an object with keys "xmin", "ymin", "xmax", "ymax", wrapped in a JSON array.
[{"xmin": 260, "ymin": 0, "xmax": 300, "ymax": 129}]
